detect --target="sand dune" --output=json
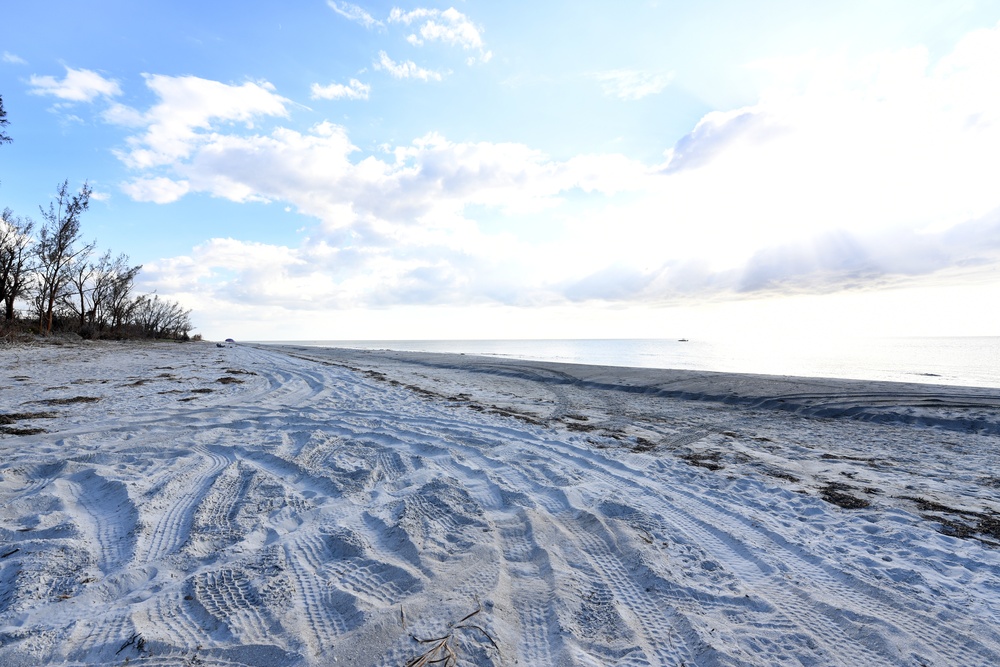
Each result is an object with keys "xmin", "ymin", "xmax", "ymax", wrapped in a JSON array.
[{"xmin": 1, "ymin": 340, "xmax": 999, "ymax": 666}]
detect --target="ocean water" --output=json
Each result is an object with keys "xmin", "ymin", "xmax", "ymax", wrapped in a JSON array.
[{"xmin": 268, "ymin": 337, "xmax": 1000, "ymax": 389}]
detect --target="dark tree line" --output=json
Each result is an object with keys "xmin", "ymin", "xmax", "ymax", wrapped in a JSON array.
[
  {"xmin": 0, "ymin": 94, "xmax": 193, "ymax": 340},
  {"xmin": 1, "ymin": 183, "xmax": 193, "ymax": 339}
]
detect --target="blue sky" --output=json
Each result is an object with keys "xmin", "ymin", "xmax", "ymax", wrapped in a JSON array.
[{"xmin": 3, "ymin": 1, "xmax": 1000, "ymax": 340}]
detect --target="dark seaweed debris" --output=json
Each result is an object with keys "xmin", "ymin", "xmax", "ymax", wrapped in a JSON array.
[{"xmin": 820, "ymin": 483, "xmax": 871, "ymax": 509}]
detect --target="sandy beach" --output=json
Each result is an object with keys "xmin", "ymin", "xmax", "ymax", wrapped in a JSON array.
[{"xmin": 1, "ymin": 340, "xmax": 999, "ymax": 666}]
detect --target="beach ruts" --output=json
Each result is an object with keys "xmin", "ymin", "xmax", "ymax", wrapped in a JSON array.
[{"xmin": 1, "ymin": 340, "xmax": 999, "ymax": 666}]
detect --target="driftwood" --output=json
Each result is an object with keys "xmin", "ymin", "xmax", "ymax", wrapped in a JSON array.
[{"xmin": 403, "ymin": 598, "xmax": 500, "ymax": 667}]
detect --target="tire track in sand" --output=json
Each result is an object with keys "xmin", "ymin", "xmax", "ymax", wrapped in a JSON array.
[
  {"xmin": 352, "ymin": 396, "xmax": 997, "ymax": 666},
  {"xmin": 56, "ymin": 469, "xmax": 138, "ymax": 575},
  {"xmin": 526, "ymin": 431, "xmax": 1000, "ymax": 665},
  {"xmin": 282, "ymin": 530, "xmax": 364, "ymax": 657},
  {"xmin": 139, "ymin": 448, "xmax": 231, "ymax": 562},
  {"xmin": 492, "ymin": 509, "xmax": 567, "ymax": 666}
]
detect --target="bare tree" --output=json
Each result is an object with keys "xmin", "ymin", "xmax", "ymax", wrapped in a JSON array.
[
  {"xmin": 62, "ymin": 250, "xmax": 143, "ymax": 335},
  {"xmin": 132, "ymin": 294, "xmax": 192, "ymax": 339},
  {"xmin": 92, "ymin": 251, "xmax": 141, "ymax": 332},
  {"xmin": 0, "ymin": 94, "xmax": 10, "ymax": 145},
  {"xmin": 35, "ymin": 180, "xmax": 95, "ymax": 335},
  {"xmin": 1, "ymin": 168, "xmax": 199, "ymax": 339},
  {"xmin": 64, "ymin": 245, "xmax": 96, "ymax": 331},
  {"xmin": 0, "ymin": 208, "xmax": 34, "ymax": 322}
]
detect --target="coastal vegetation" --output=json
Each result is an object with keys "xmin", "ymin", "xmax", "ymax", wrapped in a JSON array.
[{"xmin": 0, "ymin": 93, "xmax": 194, "ymax": 342}]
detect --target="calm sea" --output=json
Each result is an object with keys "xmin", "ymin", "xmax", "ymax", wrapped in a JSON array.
[{"xmin": 264, "ymin": 337, "xmax": 1000, "ymax": 389}]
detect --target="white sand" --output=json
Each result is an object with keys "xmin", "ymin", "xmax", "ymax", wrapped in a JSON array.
[{"xmin": 1, "ymin": 340, "xmax": 999, "ymax": 666}]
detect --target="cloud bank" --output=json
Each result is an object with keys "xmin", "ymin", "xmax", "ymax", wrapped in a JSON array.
[{"xmin": 104, "ymin": 21, "xmax": 1000, "ymax": 322}]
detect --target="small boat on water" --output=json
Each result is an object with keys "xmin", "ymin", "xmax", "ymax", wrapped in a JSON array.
[{"xmin": 678, "ymin": 338, "xmax": 689, "ymax": 342}]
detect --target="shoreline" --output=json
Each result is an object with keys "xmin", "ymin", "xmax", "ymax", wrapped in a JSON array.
[
  {"xmin": 261, "ymin": 343, "xmax": 1000, "ymax": 436},
  {"xmin": 254, "ymin": 336, "xmax": 1000, "ymax": 390}
]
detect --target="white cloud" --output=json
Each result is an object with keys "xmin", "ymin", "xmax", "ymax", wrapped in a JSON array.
[
  {"xmin": 141, "ymin": 236, "xmax": 402, "ymax": 310},
  {"xmin": 650, "ymin": 29, "xmax": 1000, "ymax": 261},
  {"xmin": 28, "ymin": 66, "xmax": 121, "ymax": 102},
  {"xmin": 595, "ymin": 23, "xmax": 1000, "ymax": 285},
  {"xmin": 327, "ymin": 1, "xmax": 382, "ymax": 28},
  {"xmin": 594, "ymin": 69, "xmax": 673, "ymax": 100},
  {"xmin": 388, "ymin": 7, "xmax": 491, "ymax": 63},
  {"xmin": 387, "ymin": 7, "xmax": 433, "ymax": 23},
  {"xmin": 108, "ymin": 74, "xmax": 291, "ymax": 169},
  {"xmin": 124, "ymin": 21, "xmax": 1000, "ymax": 320},
  {"xmin": 111, "ymin": 78, "xmax": 657, "ymax": 308},
  {"xmin": 310, "ymin": 78, "xmax": 371, "ymax": 100},
  {"xmin": 103, "ymin": 102, "xmax": 147, "ymax": 127},
  {"xmin": 174, "ymin": 124, "xmax": 651, "ymax": 223},
  {"xmin": 2, "ymin": 51, "xmax": 26, "ymax": 65},
  {"xmin": 373, "ymin": 51, "xmax": 445, "ymax": 81},
  {"xmin": 121, "ymin": 177, "xmax": 191, "ymax": 204}
]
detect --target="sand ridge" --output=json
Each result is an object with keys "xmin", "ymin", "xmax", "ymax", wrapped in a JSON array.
[{"xmin": 0, "ymin": 340, "xmax": 999, "ymax": 665}]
